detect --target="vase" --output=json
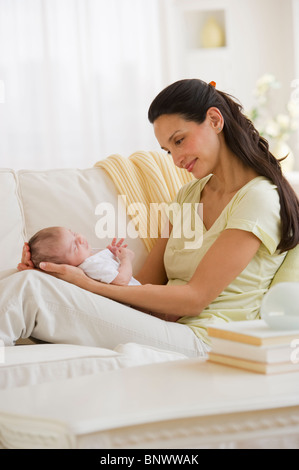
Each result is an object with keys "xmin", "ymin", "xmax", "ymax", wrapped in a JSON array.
[
  {"xmin": 201, "ymin": 16, "xmax": 225, "ymax": 48},
  {"xmin": 272, "ymin": 140, "xmax": 295, "ymax": 173}
]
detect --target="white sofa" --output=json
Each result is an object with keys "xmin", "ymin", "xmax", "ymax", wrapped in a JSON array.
[{"xmin": 0, "ymin": 163, "xmax": 299, "ymax": 449}]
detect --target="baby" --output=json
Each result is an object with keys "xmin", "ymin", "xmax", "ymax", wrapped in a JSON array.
[{"xmin": 28, "ymin": 226, "xmax": 140, "ymax": 286}]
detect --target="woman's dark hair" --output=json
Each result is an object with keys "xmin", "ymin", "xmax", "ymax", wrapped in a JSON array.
[{"xmin": 148, "ymin": 78, "xmax": 299, "ymax": 252}]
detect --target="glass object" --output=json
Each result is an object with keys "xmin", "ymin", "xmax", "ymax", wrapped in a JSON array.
[{"xmin": 261, "ymin": 282, "xmax": 299, "ymax": 330}]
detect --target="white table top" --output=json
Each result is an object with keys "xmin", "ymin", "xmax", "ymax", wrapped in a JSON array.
[{"xmin": 0, "ymin": 357, "xmax": 299, "ymax": 437}]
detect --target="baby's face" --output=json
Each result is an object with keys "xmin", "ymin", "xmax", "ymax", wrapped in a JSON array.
[{"xmin": 60, "ymin": 228, "xmax": 92, "ymax": 266}]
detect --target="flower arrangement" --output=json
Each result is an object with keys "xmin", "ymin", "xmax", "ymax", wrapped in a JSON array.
[{"xmin": 248, "ymin": 74, "xmax": 299, "ymax": 171}]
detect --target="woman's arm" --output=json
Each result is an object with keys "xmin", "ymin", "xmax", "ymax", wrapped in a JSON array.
[
  {"xmin": 39, "ymin": 228, "xmax": 261, "ymax": 319},
  {"xmin": 135, "ymin": 222, "xmax": 171, "ymax": 285}
]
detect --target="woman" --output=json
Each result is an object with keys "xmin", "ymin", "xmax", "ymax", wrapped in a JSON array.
[{"xmin": 16, "ymin": 79, "xmax": 299, "ymax": 355}]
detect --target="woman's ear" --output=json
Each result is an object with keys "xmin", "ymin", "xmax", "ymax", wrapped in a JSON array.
[{"xmin": 207, "ymin": 107, "xmax": 223, "ymax": 132}]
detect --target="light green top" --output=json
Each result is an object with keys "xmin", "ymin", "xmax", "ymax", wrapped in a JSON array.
[{"xmin": 164, "ymin": 175, "xmax": 287, "ymax": 344}]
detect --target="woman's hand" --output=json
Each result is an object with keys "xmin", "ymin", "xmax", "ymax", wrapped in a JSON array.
[
  {"xmin": 39, "ymin": 262, "xmax": 90, "ymax": 288},
  {"xmin": 17, "ymin": 242, "xmax": 35, "ymax": 271}
]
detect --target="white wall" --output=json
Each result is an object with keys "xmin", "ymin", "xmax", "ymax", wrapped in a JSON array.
[
  {"xmin": 229, "ymin": 0, "xmax": 295, "ymax": 110},
  {"xmin": 0, "ymin": 0, "xmax": 297, "ymax": 169},
  {"xmin": 163, "ymin": 0, "xmax": 295, "ymax": 107},
  {"xmin": 160, "ymin": 0, "xmax": 298, "ymax": 168},
  {"xmin": 229, "ymin": 0, "xmax": 297, "ymax": 169}
]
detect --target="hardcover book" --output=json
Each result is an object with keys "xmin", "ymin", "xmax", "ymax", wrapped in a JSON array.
[
  {"xmin": 208, "ymin": 353, "xmax": 299, "ymax": 375},
  {"xmin": 208, "ymin": 320, "xmax": 299, "ymax": 374},
  {"xmin": 207, "ymin": 320, "xmax": 299, "ymax": 346}
]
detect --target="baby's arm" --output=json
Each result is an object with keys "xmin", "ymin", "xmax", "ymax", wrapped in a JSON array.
[{"xmin": 111, "ymin": 247, "xmax": 135, "ymax": 286}]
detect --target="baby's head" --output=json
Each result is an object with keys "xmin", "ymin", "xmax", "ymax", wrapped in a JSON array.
[{"xmin": 28, "ymin": 226, "xmax": 92, "ymax": 268}]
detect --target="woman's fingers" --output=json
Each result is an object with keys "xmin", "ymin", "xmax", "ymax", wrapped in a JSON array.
[
  {"xmin": 38, "ymin": 262, "xmax": 88, "ymax": 287},
  {"xmin": 39, "ymin": 261, "xmax": 83, "ymax": 277},
  {"xmin": 38, "ymin": 262, "xmax": 74, "ymax": 281},
  {"xmin": 22, "ymin": 242, "xmax": 33, "ymax": 264},
  {"xmin": 39, "ymin": 262, "xmax": 67, "ymax": 273},
  {"xmin": 17, "ymin": 262, "xmax": 34, "ymax": 271},
  {"xmin": 21, "ymin": 243, "xmax": 28, "ymax": 262},
  {"xmin": 18, "ymin": 242, "xmax": 35, "ymax": 270}
]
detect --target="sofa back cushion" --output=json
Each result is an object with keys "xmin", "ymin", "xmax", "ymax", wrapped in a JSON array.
[{"xmin": 2, "ymin": 167, "xmax": 148, "ymax": 274}]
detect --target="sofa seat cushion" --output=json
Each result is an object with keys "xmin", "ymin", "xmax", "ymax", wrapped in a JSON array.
[{"xmin": 0, "ymin": 343, "xmax": 187, "ymax": 390}]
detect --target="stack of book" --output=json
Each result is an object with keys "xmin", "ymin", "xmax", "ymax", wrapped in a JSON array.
[{"xmin": 207, "ymin": 320, "xmax": 299, "ymax": 374}]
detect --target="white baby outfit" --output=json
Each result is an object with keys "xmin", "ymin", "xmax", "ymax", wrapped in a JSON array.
[{"xmin": 78, "ymin": 248, "xmax": 140, "ymax": 285}]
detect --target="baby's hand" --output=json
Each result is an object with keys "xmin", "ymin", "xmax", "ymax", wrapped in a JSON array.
[
  {"xmin": 107, "ymin": 238, "xmax": 128, "ymax": 256},
  {"xmin": 115, "ymin": 246, "xmax": 135, "ymax": 262}
]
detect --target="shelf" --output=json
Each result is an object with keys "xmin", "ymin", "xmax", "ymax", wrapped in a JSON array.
[{"xmin": 186, "ymin": 46, "xmax": 229, "ymax": 57}]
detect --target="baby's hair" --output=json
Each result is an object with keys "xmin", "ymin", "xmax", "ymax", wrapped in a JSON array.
[{"xmin": 28, "ymin": 226, "xmax": 66, "ymax": 268}]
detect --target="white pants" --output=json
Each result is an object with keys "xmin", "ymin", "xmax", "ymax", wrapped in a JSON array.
[{"xmin": 0, "ymin": 269, "xmax": 209, "ymax": 357}]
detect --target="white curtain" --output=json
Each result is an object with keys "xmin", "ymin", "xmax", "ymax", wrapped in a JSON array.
[{"xmin": 0, "ymin": 0, "xmax": 165, "ymax": 170}]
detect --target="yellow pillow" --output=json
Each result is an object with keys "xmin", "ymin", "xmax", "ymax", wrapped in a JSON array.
[{"xmin": 270, "ymin": 244, "xmax": 299, "ymax": 286}]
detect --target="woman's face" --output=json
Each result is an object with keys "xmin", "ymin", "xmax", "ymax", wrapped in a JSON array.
[{"xmin": 153, "ymin": 112, "xmax": 222, "ymax": 179}]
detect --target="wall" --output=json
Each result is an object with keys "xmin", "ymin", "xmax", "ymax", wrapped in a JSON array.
[
  {"xmin": 229, "ymin": 0, "xmax": 294, "ymax": 109},
  {"xmin": 162, "ymin": 0, "xmax": 295, "ymax": 104},
  {"xmin": 160, "ymin": 0, "xmax": 298, "ymax": 167},
  {"xmin": 0, "ymin": 0, "xmax": 297, "ymax": 169}
]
